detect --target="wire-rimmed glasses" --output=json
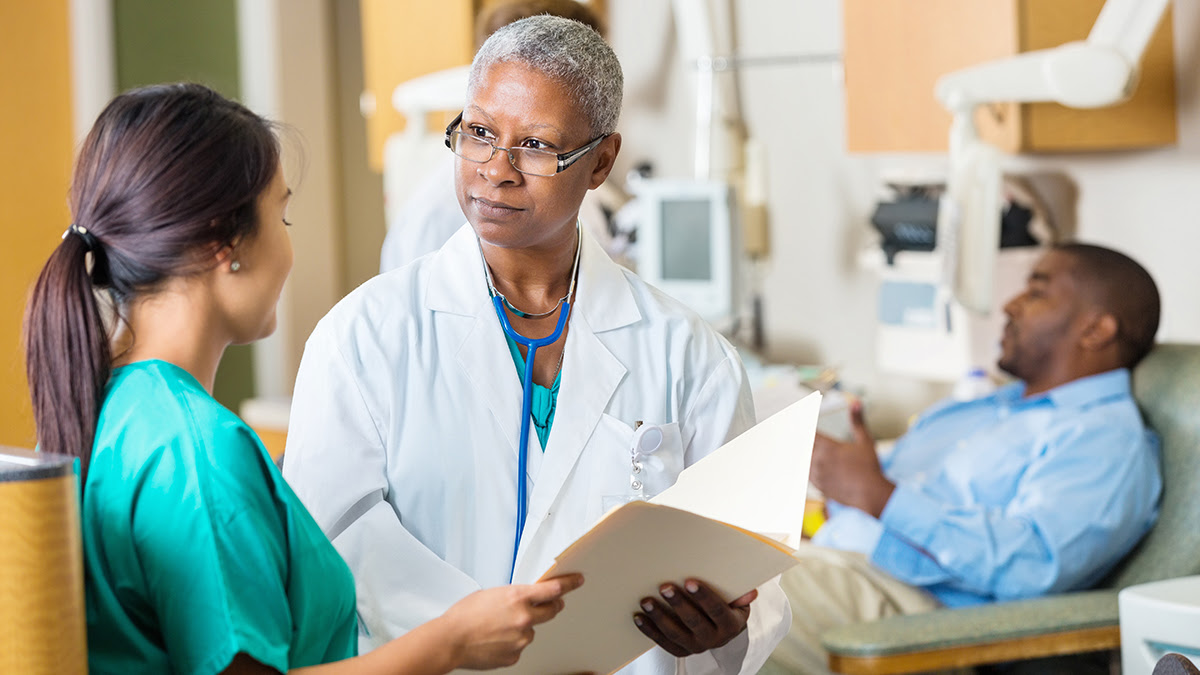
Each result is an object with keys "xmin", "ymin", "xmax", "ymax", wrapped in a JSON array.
[{"xmin": 444, "ymin": 112, "xmax": 608, "ymax": 177}]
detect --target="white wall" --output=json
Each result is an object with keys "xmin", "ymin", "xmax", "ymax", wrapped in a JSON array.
[
  {"xmin": 240, "ymin": 0, "xmax": 344, "ymax": 398},
  {"xmin": 609, "ymin": 0, "xmax": 1200, "ymax": 434}
]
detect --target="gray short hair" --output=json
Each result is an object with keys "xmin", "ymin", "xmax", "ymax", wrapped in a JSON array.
[{"xmin": 468, "ymin": 15, "xmax": 623, "ymax": 136}]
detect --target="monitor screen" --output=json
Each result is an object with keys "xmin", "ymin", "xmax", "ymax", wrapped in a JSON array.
[{"xmin": 660, "ymin": 198, "xmax": 713, "ymax": 281}]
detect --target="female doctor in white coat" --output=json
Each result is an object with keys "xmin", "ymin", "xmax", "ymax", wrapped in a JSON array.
[{"xmin": 283, "ymin": 16, "xmax": 789, "ymax": 674}]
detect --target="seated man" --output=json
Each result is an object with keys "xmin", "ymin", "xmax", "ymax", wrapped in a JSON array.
[{"xmin": 771, "ymin": 243, "xmax": 1163, "ymax": 674}]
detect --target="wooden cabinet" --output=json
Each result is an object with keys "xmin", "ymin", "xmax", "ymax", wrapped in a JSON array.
[
  {"xmin": 359, "ymin": 0, "xmax": 611, "ymax": 172},
  {"xmin": 359, "ymin": 0, "xmax": 476, "ymax": 171},
  {"xmin": 842, "ymin": 0, "xmax": 1177, "ymax": 153}
]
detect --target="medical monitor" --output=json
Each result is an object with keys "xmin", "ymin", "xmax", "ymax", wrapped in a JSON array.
[{"xmin": 634, "ymin": 179, "xmax": 737, "ymax": 326}]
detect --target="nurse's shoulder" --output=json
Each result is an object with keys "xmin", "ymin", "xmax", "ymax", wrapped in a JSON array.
[{"xmin": 91, "ymin": 359, "xmax": 271, "ymax": 506}]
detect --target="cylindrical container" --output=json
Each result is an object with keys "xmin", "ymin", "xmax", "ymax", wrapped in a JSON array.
[{"xmin": 0, "ymin": 447, "xmax": 86, "ymax": 674}]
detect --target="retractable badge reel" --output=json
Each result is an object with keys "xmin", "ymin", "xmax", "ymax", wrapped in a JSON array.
[
  {"xmin": 602, "ymin": 421, "xmax": 664, "ymax": 513},
  {"xmin": 628, "ymin": 422, "xmax": 663, "ymax": 496}
]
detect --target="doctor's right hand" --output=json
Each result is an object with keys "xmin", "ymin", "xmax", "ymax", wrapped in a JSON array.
[{"xmin": 437, "ymin": 574, "xmax": 585, "ymax": 670}]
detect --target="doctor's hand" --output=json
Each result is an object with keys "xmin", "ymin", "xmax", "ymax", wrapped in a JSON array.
[
  {"xmin": 809, "ymin": 400, "xmax": 895, "ymax": 518},
  {"xmin": 437, "ymin": 573, "xmax": 584, "ymax": 669},
  {"xmin": 632, "ymin": 578, "xmax": 755, "ymax": 657}
]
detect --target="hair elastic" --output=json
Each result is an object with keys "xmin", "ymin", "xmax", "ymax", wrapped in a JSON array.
[{"xmin": 62, "ymin": 223, "xmax": 100, "ymax": 252}]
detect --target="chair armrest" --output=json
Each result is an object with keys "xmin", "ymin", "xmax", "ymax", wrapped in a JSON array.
[{"xmin": 821, "ymin": 589, "xmax": 1120, "ymax": 675}]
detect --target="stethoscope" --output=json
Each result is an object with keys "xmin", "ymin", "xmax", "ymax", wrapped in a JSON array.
[{"xmin": 478, "ymin": 223, "xmax": 582, "ymax": 581}]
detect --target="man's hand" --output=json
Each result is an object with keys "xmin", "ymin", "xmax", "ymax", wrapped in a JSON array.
[
  {"xmin": 809, "ymin": 400, "xmax": 895, "ymax": 518},
  {"xmin": 632, "ymin": 579, "xmax": 754, "ymax": 657}
]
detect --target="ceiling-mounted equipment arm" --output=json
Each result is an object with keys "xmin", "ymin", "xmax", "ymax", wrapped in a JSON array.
[
  {"xmin": 932, "ymin": 0, "xmax": 1171, "ymax": 314},
  {"xmin": 936, "ymin": 0, "xmax": 1169, "ymax": 113}
]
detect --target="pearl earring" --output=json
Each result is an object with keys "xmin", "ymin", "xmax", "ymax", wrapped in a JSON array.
[{"xmin": 230, "ymin": 261, "xmax": 241, "ymax": 272}]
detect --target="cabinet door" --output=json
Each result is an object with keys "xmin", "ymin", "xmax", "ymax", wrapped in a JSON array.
[
  {"xmin": 1001, "ymin": 0, "xmax": 1177, "ymax": 152},
  {"xmin": 1, "ymin": 0, "xmax": 74, "ymax": 446},
  {"xmin": 843, "ymin": 0, "xmax": 1176, "ymax": 154},
  {"xmin": 360, "ymin": 0, "xmax": 475, "ymax": 171}
]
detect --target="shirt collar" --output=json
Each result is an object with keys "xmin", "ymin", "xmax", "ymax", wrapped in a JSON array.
[{"xmin": 999, "ymin": 368, "xmax": 1132, "ymax": 410}]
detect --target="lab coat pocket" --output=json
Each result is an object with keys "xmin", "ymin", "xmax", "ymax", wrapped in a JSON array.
[{"xmin": 595, "ymin": 414, "xmax": 684, "ymax": 500}]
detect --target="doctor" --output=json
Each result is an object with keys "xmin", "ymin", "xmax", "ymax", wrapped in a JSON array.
[{"xmin": 283, "ymin": 15, "xmax": 789, "ymax": 674}]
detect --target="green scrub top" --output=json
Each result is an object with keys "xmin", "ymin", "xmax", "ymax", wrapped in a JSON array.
[
  {"xmin": 504, "ymin": 333, "xmax": 562, "ymax": 449},
  {"xmin": 83, "ymin": 360, "xmax": 357, "ymax": 675}
]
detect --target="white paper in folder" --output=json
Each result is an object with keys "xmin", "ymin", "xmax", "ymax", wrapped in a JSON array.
[
  {"xmin": 459, "ymin": 392, "xmax": 820, "ymax": 675},
  {"xmin": 651, "ymin": 390, "xmax": 820, "ymax": 548}
]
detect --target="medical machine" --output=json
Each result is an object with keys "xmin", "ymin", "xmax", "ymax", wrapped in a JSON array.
[
  {"xmin": 934, "ymin": 0, "xmax": 1170, "ymax": 313},
  {"xmin": 381, "ymin": 66, "xmax": 468, "ymax": 230},
  {"xmin": 1120, "ymin": 576, "xmax": 1200, "ymax": 675},
  {"xmin": 632, "ymin": 178, "xmax": 740, "ymax": 327},
  {"xmin": 871, "ymin": 246, "xmax": 1043, "ymax": 382}
]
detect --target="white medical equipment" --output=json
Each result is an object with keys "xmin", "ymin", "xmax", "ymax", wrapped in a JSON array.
[
  {"xmin": 381, "ymin": 66, "xmax": 469, "ymax": 232},
  {"xmin": 870, "ymin": 246, "xmax": 1043, "ymax": 382},
  {"xmin": 478, "ymin": 223, "xmax": 581, "ymax": 582},
  {"xmin": 1120, "ymin": 576, "xmax": 1200, "ymax": 675},
  {"xmin": 631, "ymin": 179, "xmax": 739, "ymax": 327},
  {"xmin": 934, "ymin": 0, "xmax": 1170, "ymax": 313}
]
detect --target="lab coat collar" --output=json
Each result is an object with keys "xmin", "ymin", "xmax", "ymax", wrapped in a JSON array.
[
  {"xmin": 425, "ymin": 224, "xmax": 490, "ymax": 316},
  {"xmin": 425, "ymin": 222, "xmax": 642, "ymax": 332},
  {"xmin": 575, "ymin": 224, "xmax": 641, "ymax": 333}
]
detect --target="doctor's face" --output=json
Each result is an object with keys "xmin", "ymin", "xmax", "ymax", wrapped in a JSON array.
[{"xmin": 455, "ymin": 61, "xmax": 620, "ymax": 253}]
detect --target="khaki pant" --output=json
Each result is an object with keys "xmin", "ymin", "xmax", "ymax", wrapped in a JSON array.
[{"xmin": 765, "ymin": 544, "xmax": 944, "ymax": 675}]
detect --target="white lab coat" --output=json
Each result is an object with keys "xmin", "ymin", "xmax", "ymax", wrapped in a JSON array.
[{"xmin": 284, "ymin": 225, "xmax": 790, "ymax": 675}]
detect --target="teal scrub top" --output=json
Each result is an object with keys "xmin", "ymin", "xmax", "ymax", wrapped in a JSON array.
[
  {"xmin": 83, "ymin": 360, "xmax": 357, "ymax": 675},
  {"xmin": 504, "ymin": 334, "xmax": 562, "ymax": 449}
]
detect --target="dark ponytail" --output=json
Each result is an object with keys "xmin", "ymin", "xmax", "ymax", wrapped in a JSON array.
[
  {"xmin": 24, "ymin": 235, "xmax": 111, "ymax": 476},
  {"xmin": 23, "ymin": 83, "xmax": 279, "ymax": 476}
]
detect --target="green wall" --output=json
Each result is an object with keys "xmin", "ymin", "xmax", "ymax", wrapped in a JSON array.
[
  {"xmin": 114, "ymin": 0, "xmax": 240, "ymax": 96},
  {"xmin": 113, "ymin": 0, "xmax": 255, "ymax": 413}
]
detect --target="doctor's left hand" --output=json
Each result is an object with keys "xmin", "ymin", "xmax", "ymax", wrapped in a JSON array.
[{"xmin": 632, "ymin": 578, "xmax": 755, "ymax": 657}]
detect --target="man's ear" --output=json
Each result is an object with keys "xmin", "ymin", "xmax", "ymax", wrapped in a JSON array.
[
  {"xmin": 588, "ymin": 133, "xmax": 622, "ymax": 189},
  {"xmin": 1080, "ymin": 311, "xmax": 1120, "ymax": 352}
]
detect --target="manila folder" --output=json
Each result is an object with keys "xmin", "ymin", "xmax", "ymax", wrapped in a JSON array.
[{"xmin": 482, "ymin": 500, "xmax": 800, "ymax": 675}]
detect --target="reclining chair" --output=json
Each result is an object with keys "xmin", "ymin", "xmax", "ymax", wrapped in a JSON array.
[{"xmin": 815, "ymin": 343, "xmax": 1200, "ymax": 674}]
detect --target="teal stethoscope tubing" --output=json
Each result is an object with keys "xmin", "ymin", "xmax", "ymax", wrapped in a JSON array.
[{"xmin": 479, "ymin": 224, "xmax": 581, "ymax": 582}]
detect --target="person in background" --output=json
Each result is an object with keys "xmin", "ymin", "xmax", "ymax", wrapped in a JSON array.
[
  {"xmin": 769, "ymin": 243, "xmax": 1163, "ymax": 674},
  {"xmin": 285, "ymin": 16, "xmax": 789, "ymax": 675},
  {"xmin": 24, "ymin": 82, "xmax": 581, "ymax": 675},
  {"xmin": 379, "ymin": 0, "xmax": 622, "ymax": 273}
]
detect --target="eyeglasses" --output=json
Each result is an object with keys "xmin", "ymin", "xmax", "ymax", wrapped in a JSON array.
[{"xmin": 444, "ymin": 112, "xmax": 608, "ymax": 177}]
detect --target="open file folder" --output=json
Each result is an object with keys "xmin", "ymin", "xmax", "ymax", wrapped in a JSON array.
[{"xmin": 471, "ymin": 391, "xmax": 820, "ymax": 675}]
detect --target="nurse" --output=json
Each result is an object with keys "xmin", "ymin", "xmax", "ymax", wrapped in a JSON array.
[
  {"xmin": 24, "ymin": 83, "xmax": 581, "ymax": 675},
  {"xmin": 283, "ymin": 16, "xmax": 789, "ymax": 674}
]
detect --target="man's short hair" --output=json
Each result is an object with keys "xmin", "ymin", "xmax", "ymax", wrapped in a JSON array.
[{"xmin": 1055, "ymin": 242, "xmax": 1160, "ymax": 368}]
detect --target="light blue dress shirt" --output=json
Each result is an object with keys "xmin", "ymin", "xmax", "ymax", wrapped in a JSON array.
[{"xmin": 814, "ymin": 368, "xmax": 1162, "ymax": 607}]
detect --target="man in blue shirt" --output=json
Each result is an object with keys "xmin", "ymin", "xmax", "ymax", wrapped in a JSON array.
[{"xmin": 771, "ymin": 244, "xmax": 1163, "ymax": 673}]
